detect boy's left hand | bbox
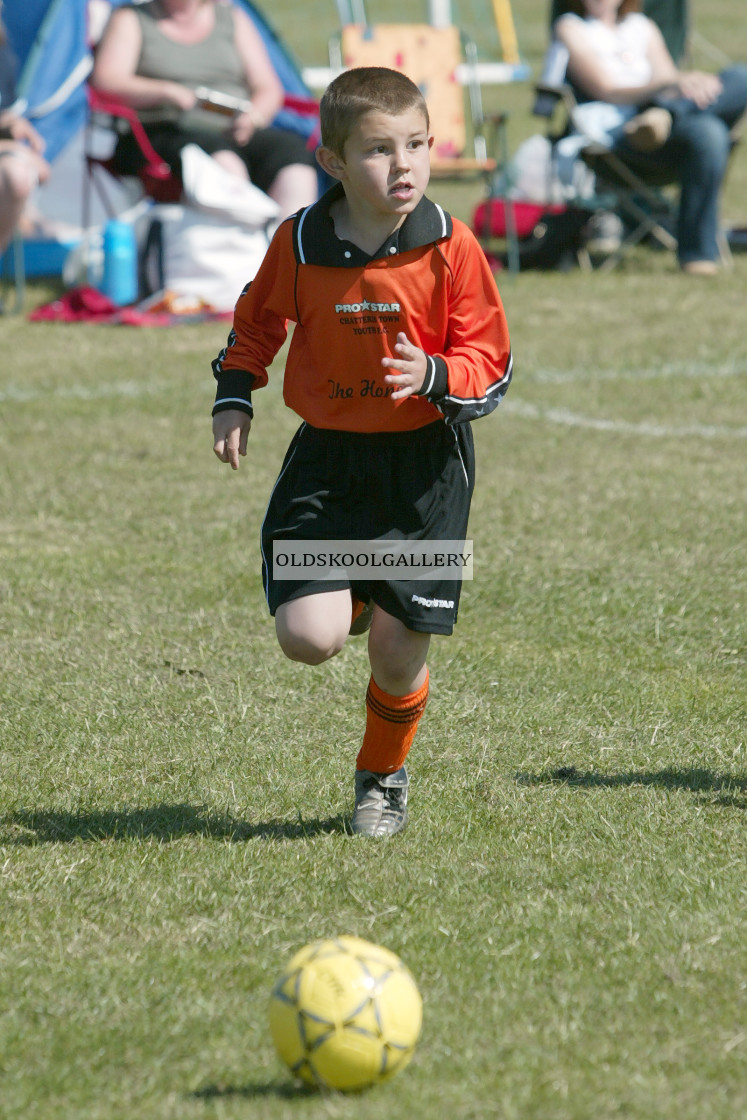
[213,408,252,470]
[382,332,427,400]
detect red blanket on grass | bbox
[28,287,234,326]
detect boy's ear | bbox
[316,145,346,181]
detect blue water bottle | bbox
[101,219,138,306]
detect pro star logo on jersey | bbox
[335,301,401,313]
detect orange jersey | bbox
[213,186,512,431]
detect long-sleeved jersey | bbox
[212,183,512,431]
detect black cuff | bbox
[417,354,449,402]
[212,369,255,417]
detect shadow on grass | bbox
[190,1080,316,1101]
[517,766,746,808]
[0,804,349,844]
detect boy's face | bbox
[325,107,433,220]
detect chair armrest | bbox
[282,93,319,117]
[87,87,173,181]
[484,111,510,125]
[532,82,576,119]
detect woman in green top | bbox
[92,0,318,219]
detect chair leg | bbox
[489,112,521,274]
[0,229,25,315]
[82,158,121,234]
[717,227,734,269]
[503,195,521,274]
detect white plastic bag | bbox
[144,203,272,311]
[499,134,565,203]
[180,142,279,228]
[495,134,596,205]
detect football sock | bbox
[356,670,429,774]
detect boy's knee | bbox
[275,591,352,664]
[275,622,347,665]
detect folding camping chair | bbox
[528,60,680,270]
[329,9,510,185]
[82,89,322,227]
[82,88,183,229]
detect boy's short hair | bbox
[320,67,430,156]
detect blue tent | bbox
[3,0,91,163]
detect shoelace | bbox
[361,779,402,805]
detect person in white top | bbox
[555,0,747,275]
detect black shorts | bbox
[113,123,316,195]
[261,421,476,635]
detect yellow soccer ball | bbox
[269,935,422,1092]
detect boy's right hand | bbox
[212,409,252,470]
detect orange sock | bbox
[350,594,366,626]
[356,670,429,774]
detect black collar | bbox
[291,182,453,267]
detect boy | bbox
[211,67,512,838]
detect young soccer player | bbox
[211,67,512,837]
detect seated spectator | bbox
[91,0,318,220]
[0,16,50,253]
[555,0,747,275]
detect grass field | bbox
[1,1,746,1118]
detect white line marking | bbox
[507,399,747,440]
[3,357,745,442]
[528,358,747,386]
[0,379,177,405]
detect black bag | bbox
[501,207,591,271]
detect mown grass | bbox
[1,1,746,1117]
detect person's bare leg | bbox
[367,608,429,696]
[0,152,39,252]
[267,163,318,219]
[211,149,250,179]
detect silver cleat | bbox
[351,766,409,838]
